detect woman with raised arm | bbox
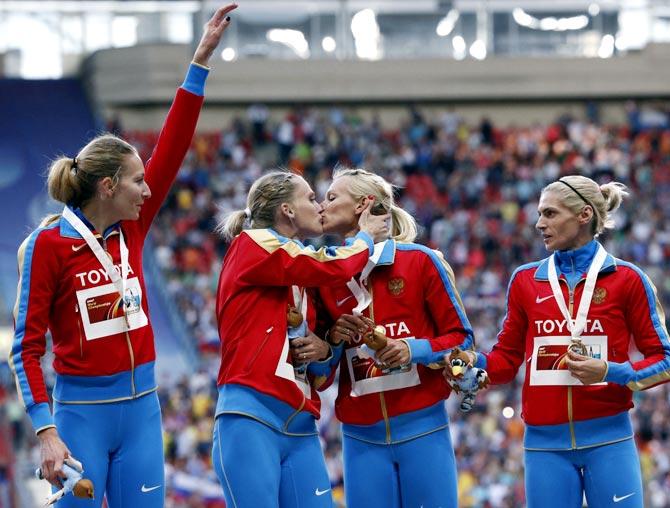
[9,5,238,507]
[463,175,670,508]
[213,170,389,508]
[315,168,474,508]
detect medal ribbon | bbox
[62,207,129,321]
[346,240,388,315]
[546,244,607,341]
[291,285,308,323]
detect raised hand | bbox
[192,3,239,66]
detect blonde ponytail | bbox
[218,210,248,241]
[390,205,418,242]
[46,157,80,204]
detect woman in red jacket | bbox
[465,175,670,508]
[213,170,389,508]
[9,5,238,507]
[317,168,474,508]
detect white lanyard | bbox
[346,241,388,315]
[547,244,607,340]
[291,285,308,323]
[62,207,129,317]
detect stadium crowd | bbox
[3,102,670,507]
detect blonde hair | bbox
[542,175,628,236]
[40,134,138,227]
[333,168,417,242]
[218,170,299,241]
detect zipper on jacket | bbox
[283,395,306,433]
[244,326,274,372]
[367,279,391,442]
[75,304,84,358]
[379,392,391,443]
[102,238,136,396]
[125,331,136,396]
[564,276,586,449]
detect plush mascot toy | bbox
[446,347,489,412]
[36,457,94,506]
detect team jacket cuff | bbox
[308,350,334,376]
[605,361,634,385]
[353,231,374,255]
[406,339,434,364]
[328,342,345,367]
[474,352,488,370]
[28,403,55,434]
[181,63,210,96]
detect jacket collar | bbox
[59,205,120,239]
[342,236,397,266]
[534,240,617,281]
[375,239,396,266]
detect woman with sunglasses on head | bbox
[462,175,670,508]
[316,168,474,508]
[9,5,238,507]
[213,170,389,508]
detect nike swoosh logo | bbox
[315,488,331,496]
[336,295,353,307]
[71,243,87,252]
[613,493,635,502]
[141,485,161,493]
[536,294,554,304]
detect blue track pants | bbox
[342,427,458,508]
[525,438,643,508]
[212,413,333,508]
[53,392,164,507]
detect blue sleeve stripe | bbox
[180,63,209,96]
[10,227,51,410]
[616,261,670,383]
[397,244,471,333]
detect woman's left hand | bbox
[291,332,330,364]
[565,350,608,385]
[192,4,238,66]
[376,340,410,368]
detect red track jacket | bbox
[10,84,204,433]
[318,240,473,429]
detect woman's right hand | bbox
[358,199,390,243]
[37,427,71,488]
[192,4,239,67]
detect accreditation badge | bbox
[345,337,420,397]
[529,335,608,386]
[76,277,148,340]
